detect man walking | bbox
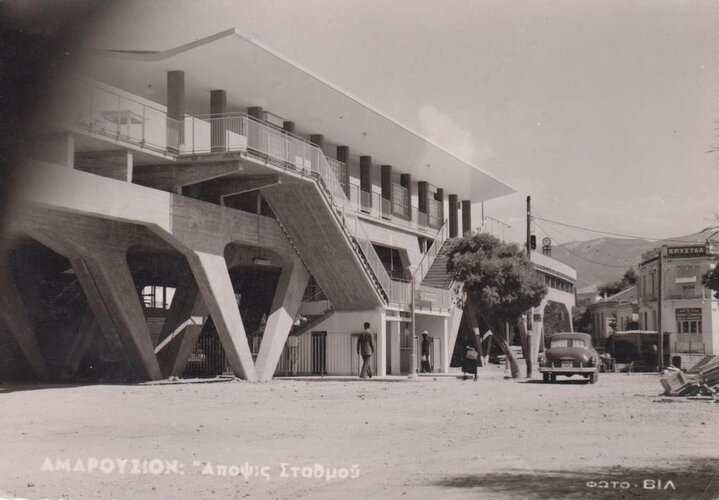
[358,322,375,379]
[420,331,432,373]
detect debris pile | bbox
[660,361,719,398]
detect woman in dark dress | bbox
[462,345,478,381]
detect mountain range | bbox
[547,231,712,289]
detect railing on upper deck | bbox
[60,80,173,155]
[61,80,453,309]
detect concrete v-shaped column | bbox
[187,251,258,382]
[254,255,310,381]
[62,310,98,380]
[23,225,161,380]
[0,252,49,380]
[80,252,162,380]
[155,273,208,377]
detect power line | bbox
[533,218,636,267]
[534,220,637,269]
[533,214,700,244]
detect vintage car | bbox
[539,332,600,383]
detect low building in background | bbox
[586,286,638,347]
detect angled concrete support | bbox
[155,274,208,377]
[254,257,310,381]
[63,310,99,380]
[187,251,258,382]
[80,252,162,380]
[0,256,49,380]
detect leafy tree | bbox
[622,268,637,286]
[598,268,637,297]
[446,233,547,378]
[702,266,719,299]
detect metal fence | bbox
[274,332,378,376]
[62,80,171,155]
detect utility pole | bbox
[526,196,532,260]
[657,247,664,372]
[409,276,418,379]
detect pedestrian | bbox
[462,344,478,381]
[357,322,375,379]
[420,331,432,373]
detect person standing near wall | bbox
[358,322,375,379]
[420,331,432,373]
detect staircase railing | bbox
[176,112,392,302]
[412,218,450,284]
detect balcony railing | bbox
[387,277,452,312]
[59,79,172,155]
[61,80,455,309]
[413,219,450,285]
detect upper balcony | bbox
[74,27,514,203]
[52,77,455,311]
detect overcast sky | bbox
[83,0,718,243]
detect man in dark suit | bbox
[357,322,375,378]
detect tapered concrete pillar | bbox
[155,274,208,377]
[448,194,459,237]
[248,107,264,121]
[254,257,310,381]
[62,310,98,380]
[337,146,350,197]
[400,174,412,220]
[462,200,472,235]
[282,121,295,134]
[418,181,429,214]
[442,317,449,373]
[210,89,227,152]
[310,135,323,148]
[81,252,163,380]
[381,165,392,214]
[187,251,258,382]
[377,310,387,377]
[0,256,49,380]
[436,188,445,223]
[167,71,185,148]
[360,156,372,207]
[22,227,129,363]
[389,321,401,375]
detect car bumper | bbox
[539,366,597,374]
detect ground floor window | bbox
[677,320,702,335]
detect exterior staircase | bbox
[420,241,454,289]
[687,355,718,374]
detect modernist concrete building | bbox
[0,28,523,382]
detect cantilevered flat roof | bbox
[77,28,514,202]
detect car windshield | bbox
[550,338,587,348]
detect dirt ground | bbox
[1,366,718,500]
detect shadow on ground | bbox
[521,379,592,385]
[433,457,719,499]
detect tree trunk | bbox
[516,317,534,378]
[491,328,520,378]
[465,306,485,367]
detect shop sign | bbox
[667,246,708,258]
[675,307,702,321]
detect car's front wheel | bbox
[589,372,598,384]
[543,372,550,383]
